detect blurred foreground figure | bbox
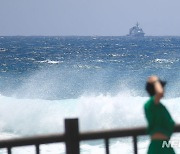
[144,75,175,154]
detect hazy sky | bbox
[0,0,180,36]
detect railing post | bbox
[35,144,40,154]
[65,119,80,154]
[133,136,138,154]
[105,138,110,154]
[7,147,12,154]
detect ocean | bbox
[0,36,180,153]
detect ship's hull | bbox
[127,33,145,37]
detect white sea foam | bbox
[0,93,180,134]
[38,60,61,64]
[154,58,179,64]
[0,48,7,52]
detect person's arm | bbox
[153,80,164,104]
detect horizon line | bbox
[1,35,180,37]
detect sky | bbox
[0,0,180,36]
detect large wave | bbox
[0,92,179,136]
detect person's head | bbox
[145,76,166,96]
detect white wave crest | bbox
[0,92,179,135]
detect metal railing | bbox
[0,119,180,154]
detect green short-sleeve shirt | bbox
[144,96,175,137]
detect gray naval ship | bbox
[127,23,145,37]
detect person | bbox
[144,75,175,154]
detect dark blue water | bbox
[0,36,180,99]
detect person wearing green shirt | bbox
[144,75,175,154]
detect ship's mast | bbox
[136,22,139,27]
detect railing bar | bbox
[7,147,12,154]
[133,136,138,154]
[36,144,40,154]
[105,138,110,154]
[0,134,65,148]
[1,124,180,154]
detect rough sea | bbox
[0,36,180,153]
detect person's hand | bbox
[148,75,159,84]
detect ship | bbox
[127,23,145,37]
